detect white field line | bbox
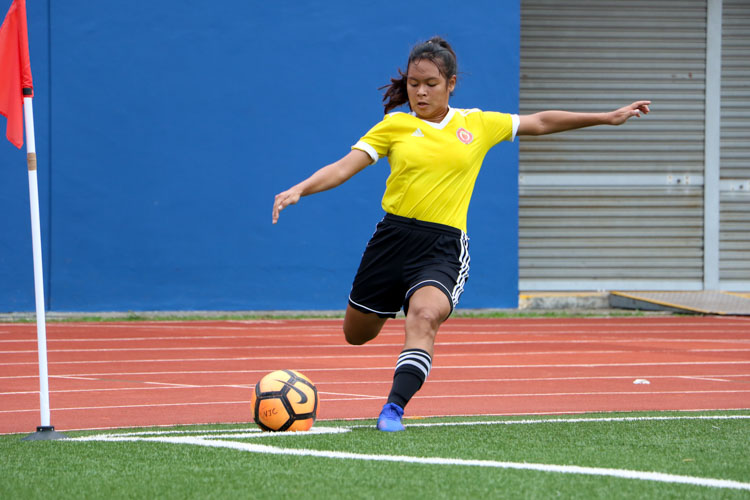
[394,414,750,427]
[66,416,750,492]
[170,438,749,492]
[12,407,749,433]
[75,414,750,435]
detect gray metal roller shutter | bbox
[720,0,750,290]
[519,0,707,291]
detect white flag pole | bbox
[21,90,65,440]
[23,94,49,424]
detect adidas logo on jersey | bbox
[412,128,424,137]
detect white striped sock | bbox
[396,349,432,380]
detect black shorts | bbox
[348,213,470,318]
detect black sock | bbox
[387,349,432,409]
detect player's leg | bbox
[342,304,388,345]
[402,285,451,357]
[390,285,450,403]
[378,285,451,432]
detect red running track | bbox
[1,316,749,434]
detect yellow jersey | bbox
[352,107,518,232]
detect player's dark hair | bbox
[381,36,458,114]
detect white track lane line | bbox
[3,389,750,414]
[2,337,750,352]
[3,372,747,383]
[3,361,750,381]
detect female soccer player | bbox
[272,36,650,431]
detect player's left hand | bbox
[610,101,651,125]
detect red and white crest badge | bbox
[456,128,473,144]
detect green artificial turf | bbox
[2,411,748,499]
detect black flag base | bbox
[22,426,68,441]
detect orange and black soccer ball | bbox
[251,370,319,432]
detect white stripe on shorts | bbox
[451,232,470,306]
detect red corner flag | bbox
[0,0,33,149]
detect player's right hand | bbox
[272,189,301,224]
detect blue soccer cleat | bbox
[377,402,405,432]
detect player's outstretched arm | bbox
[517,100,651,136]
[272,149,372,224]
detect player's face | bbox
[406,59,456,123]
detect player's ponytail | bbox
[381,70,408,114]
[381,36,458,114]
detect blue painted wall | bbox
[0,0,520,312]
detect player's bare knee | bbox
[408,306,444,330]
